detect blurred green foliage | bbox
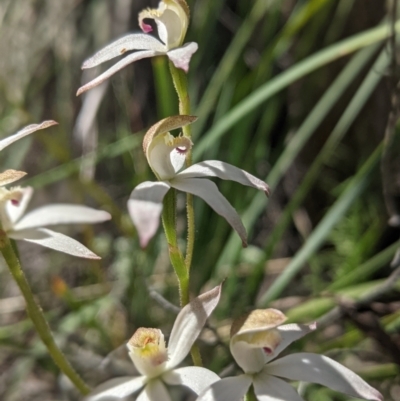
[0,0,399,400]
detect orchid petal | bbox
[84,376,146,401]
[9,228,101,259]
[167,42,198,73]
[81,34,166,69]
[196,375,252,401]
[267,353,383,401]
[127,181,170,248]
[264,322,316,363]
[0,170,26,186]
[170,177,248,246]
[253,369,305,401]
[77,50,158,96]
[177,160,269,195]
[163,366,220,394]
[166,285,221,369]
[13,204,111,231]
[137,380,171,401]
[0,121,57,151]
[4,187,34,227]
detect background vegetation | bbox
[0,0,399,400]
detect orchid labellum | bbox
[127,115,270,248]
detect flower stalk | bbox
[161,189,189,306]
[0,227,90,395]
[168,61,196,281]
[168,61,200,367]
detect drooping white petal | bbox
[4,187,34,228]
[167,42,198,73]
[77,50,159,96]
[170,177,248,246]
[177,160,269,195]
[166,285,222,369]
[0,120,57,151]
[137,380,171,401]
[81,34,166,69]
[9,228,101,259]
[0,170,27,186]
[253,369,305,401]
[267,353,383,401]
[84,376,146,401]
[127,181,171,248]
[163,366,220,395]
[13,204,111,231]
[19,204,111,228]
[264,322,316,363]
[196,375,252,401]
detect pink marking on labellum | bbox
[263,347,273,355]
[176,146,188,154]
[140,22,153,33]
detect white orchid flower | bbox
[197,309,383,401]
[0,121,57,206]
[127,115,270,248]
[0,187,111,259]
[77,0,197,96]
[85,285,222,401]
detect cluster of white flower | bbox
[0,1,384,400]
[0,121,110,258]
[75,1,382,400]
[84,288,381,401]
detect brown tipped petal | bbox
[82,34,166,69]
[178,160,269,195]
[13,204,111,231]
[0,121,57,151]
[0,170,27,186]
[77,50,158,96]
[167,42,198,73]
[166,284,222,369]
[268,353,383,401]
[9,228,101,259]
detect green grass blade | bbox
[257,143,383,306]
[194,21,395,160]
